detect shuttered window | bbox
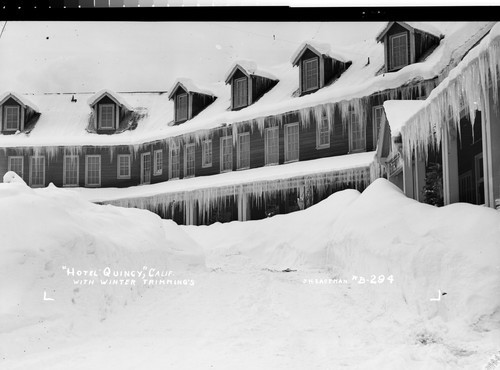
[265,126,279,165]
[85,155,101,187]
[317,116,330,148]
[233,77,248,109]
[4,106,20,130]
[220,136,233,172]
[237,133,250,169]
[117,154,131,179]
[185,144,195,177]
[8,156,23,178]
[30,156,45,187]
[389,33,409,70]
[202,139,212,168]
[349,112,366,152]
[176,93,188,122]
[170,144,180,179]
[285,123,299,162]
[302,58,319,92]
[63,155,79,186]
[99,104,115,129]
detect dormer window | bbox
[4,106,20,131]
[168,79,216,124]
[303,58,319,92]
[291,42,351,96]
[224,61,278,111]
[233,77,248,109]
[99,104,115,129]
[376,22,442,73]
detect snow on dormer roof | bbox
[376,21,443,43]
[0,91,40,113]
[383,100,426,137]
[87,89,133,111]
[291,41,352,66]
[168,78,215,100]
[224,60,277,84]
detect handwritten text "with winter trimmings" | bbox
[61,266,195,287]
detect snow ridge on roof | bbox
[224,60,278,83]
[375,21,443,42]
[291,41,351,65]
[0,91,40,113]
[87,89,133,111]
[168,78,215,99]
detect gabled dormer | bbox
[168,79,216,125]
[87,90,132,134]
[291,41,351,96]
[224,61,278,111]
[376,22,443,73]
[0,92,39,134]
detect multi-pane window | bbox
[389,33,409,70]
[99,104,115,129]
[85,155,101,187]
[349,112,366,152]
[63,155,79,186]
[117,154,131,179]
[141,153,151,184]
[302,58,319,92]
[265,126,279,165]
[233,77,248,109]
[220,136,233,172]
[185,144,195,177]
[153,150,163,176]
[316,116,330,148]
[202,139,212,168]
[170,144,180,179]
[4,106,20,131]
[237,133,250,169]
[30,156,45,187]
[8,156,23,178]
[176,93,188,122]
[285,123,299,162]
[372,105,385,147]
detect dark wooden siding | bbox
[251,76,277,104]
[192,93,216,119]
[415,31,440,62]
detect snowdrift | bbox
[0,176,204,355]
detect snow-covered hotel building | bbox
[1,22,498,224]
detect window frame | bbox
[117,154,131,180]
[220,135,233,173]
[389,32,409,71]
[8,156,24,178]
[4,105,20,131]
[85,155,101,187]
[201,139,212,168]
[237,132,250,170]
[316,115,330,149]
[233,77,248,109]
[284,122,300,163]
[372,105,385,148]
[302,57,319,92]
[29,156,45,188]
[153,150,163,176]
[349,112,366,153]
[63,155,80,187]
[175,93,188,122]
[265,126,279,166]
[98,104,115,130]
[140,152,152,185]
[184,143,196,178]
[169,143,180,180]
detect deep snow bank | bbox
[0,177,204,340]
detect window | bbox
[372,105,385,147]
[85,155,101,187]
[202,139,212,168]
[349,112,366,152]
[176,93,188,122]
[265,126,279,165]
[8,156,23,178]
[220,136,233,172]
[141,153,151,184]
[30,156,45,187]
[316,116,330,149]
[4,106,20,131]
[233,77,248,109]
[285,123,299,162]
[117,154,131,179]
[63,155,79,186]
[185,144,195,178]
[153,150,163,176]
[389,33,409,70]
[99,104,115,129]
[302,58,319,92]
[169,144,180,179]
[237,133,250,169]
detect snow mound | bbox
[0,182,205,342]
[3,171,26,185]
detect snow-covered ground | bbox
[1,177,499,369]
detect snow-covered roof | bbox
[224,60,278,84]
[0,22,493,149]
[87,89,133,111]
[383,100,426,137]
[291,41,351,66]
[167,78,215,100]
[74,151,376,203]
[376,21,443,43]
[0,92,40,113]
